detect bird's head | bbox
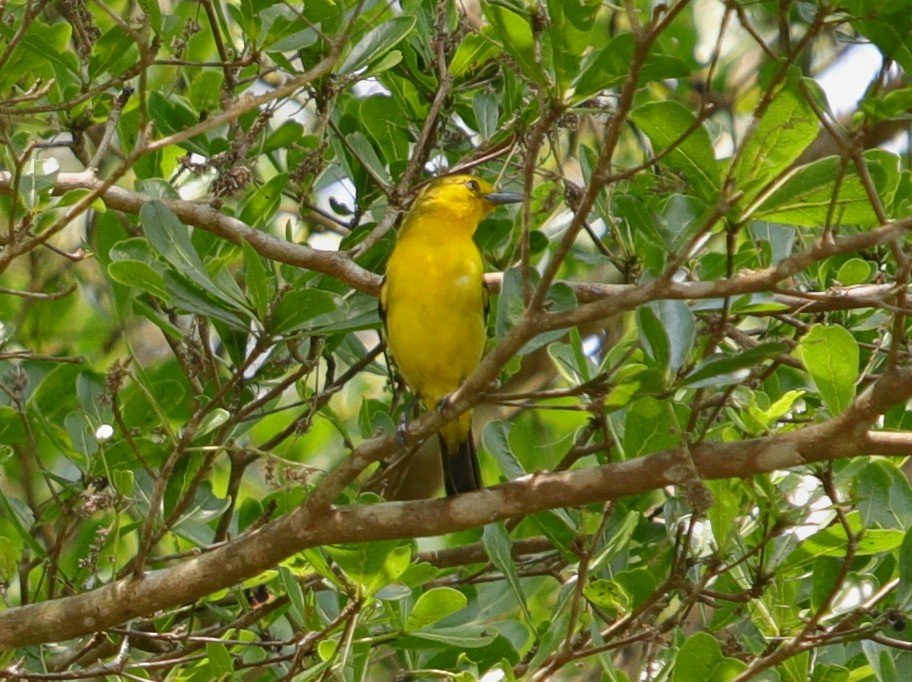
[408,175,523,228]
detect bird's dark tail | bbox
[439,428,482,496]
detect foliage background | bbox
[3,0,912,679]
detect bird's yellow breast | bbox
[382,226,486,405]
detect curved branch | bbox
[4,172,910,314]
[540,215,912,332]
[2,367,911,650]
[0,170,381,295]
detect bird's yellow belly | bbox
[384,241,486,405]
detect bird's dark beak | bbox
[483,190,524,205]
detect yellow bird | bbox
[380,175,522,495]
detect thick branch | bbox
[2,368,912,649]
[5,173,911,315]
[0,171,380,295]
[539,215,912,332]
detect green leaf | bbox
[339,16,416,74]
[785,512,904,568]
[357,96,411,163]
[345,130,393,184]
[734,69,821,203]
[164,272,248,330]
[112,469,134,497]
[363,49,402,77]
[28,364,82,422]
[674,635,723,681]
[842,0,912,13]
[683,342,788,388]
[811,556,842,613]
[0,490,44,555]
[238,172,289,228]
[0,407,28,445]
[853,9,912,74]
[636,305,670,374]
[750,222,797,265]
[745,389,805,432]
[705,479,744,552]
[140,201,250,312]
[835,258,875,286]
[242,240,274,318]
[897,528,912,608]
[21,23,80,92]
[856,460,912,530]
[109,237,158,263]
[164,270,247,331]
[197,408,229,437]
[582,579,630,617]
[651,299,694,373]
[495,267,526,342]
[729,293,790,314]
[261,120,306,154]
[57,188,100,210]
[398,624,498,648]
[630,101,720,201]
[483,4,542,85]
[614,568,658,609]
[119,378,185,428]
[655,194,716,253]
[482,420,526,481]
[747,155,881,227]
[325,540,412,597]
[673,631,746,681]
[272,289,338,334]
[811,664,852,682]
[358,397,395,440]
[65,412,96,457]
[108,260,168,300]
[18,159,59,211]
[147,92,205,150]
[279,565,308,622]
[131,298,185,341]
[0,534,20,583]
[472,91,499,140]
[623,397,678,458]
[263,17,318,53]
[637,299,694,375]
[548,336,594,386]
[450,31,499,77]
[797,324,859,415]
[482,523,533,626]
[862,639,899,682]
[574,32,690,100]
[135,178,181,199]
[90,25,140,79]
[529,509,579,557]
[518,282,577,355]
[527,606,572,670]
[604,361,648,410]
[206,642,234,677]
[547,0,598,90]
[404,587,467,632]
[860,84,912,123]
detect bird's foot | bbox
[393,393,420,447]
[395,411,410,447]
[435,393,454,414]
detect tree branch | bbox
[5,170,910,315]
[0,170,380,294]
[2,366,911,649]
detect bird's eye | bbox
[465,179,480,193]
